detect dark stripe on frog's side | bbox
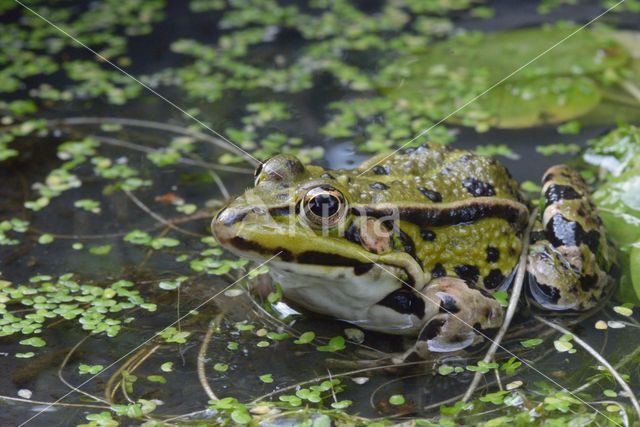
[228,236,385,278]
[296,251,416,285]
[354,263,375,275]
[297,251,364,267]
[229,236,295,262]
[351,198,528,229]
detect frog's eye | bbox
[301,186,347,229]
[255,154,304,185]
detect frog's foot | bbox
[412,277,503,359]
[526,165,617,312]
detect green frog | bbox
[212,144,616,356]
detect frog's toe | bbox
[526,245,576,310]
[527,242,616,311]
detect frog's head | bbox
[212,154,428,332]
[212,154,354,254]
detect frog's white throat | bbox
[267,260,434,335]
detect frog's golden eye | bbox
[301,186,347,229]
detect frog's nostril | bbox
[216,208,247,226]
[212,208,246,244]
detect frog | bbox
[211,143,616,357]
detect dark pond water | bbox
[1,0,640,425]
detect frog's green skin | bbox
[212,144,616,355]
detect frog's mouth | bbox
[212,205,426,289]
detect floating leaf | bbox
[258,374,273,383]
[316,336,346,352]
[331,400,352,409]
[15,352,35,358]
[79,364,104,375]
[146,375,166,384]
[389,394,405,405]
[230,408,252,424]
[520,338,544,348]
[294,331,315,345]
[213,363,229,372]
[553,340,574,353]
[89,245,112,255]
[19,337,46,347]
[613,305,633,316]
[438,365,454,376]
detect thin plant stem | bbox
[123,189,206,238]
[0,394,109,409]
[51,116,258,167]
[105,345,153,403]
[462,210,537,402]
[92,135,249,174]
[250,360,432,404]
[58,335,110,405]
[198,316,224,401]
[573,345,640,394]
[121,345,161,404]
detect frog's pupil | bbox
[309,193,339,217]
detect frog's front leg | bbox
[526,165,616,312]
[411,277,504,359]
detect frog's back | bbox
[350,144,524,205]
[345,144,529,293]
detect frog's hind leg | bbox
[526,165,616,312]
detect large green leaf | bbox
[382,24,631,130]
[406,25,629,81]
[585,125,640,303]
